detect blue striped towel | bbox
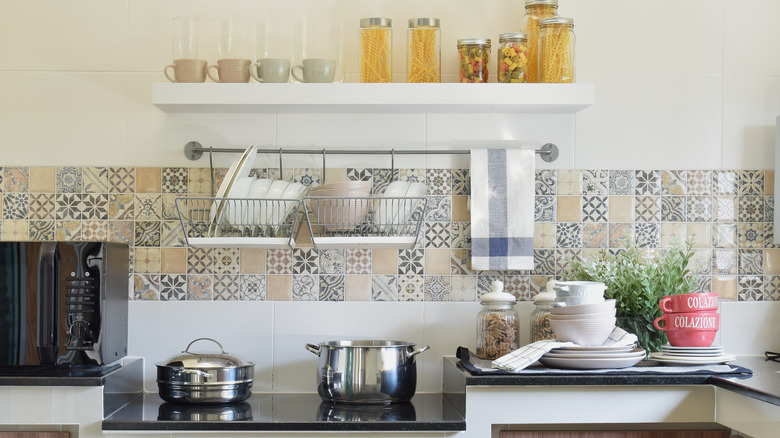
[470,149,535,271]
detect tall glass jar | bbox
[359,17,392,83]
[407,18,440,83]
[531,281,558,342]
[519,0,558,83]
[539,17,575,83]
[497,32,528,83]
[457,38,491,83]
[476,281,519,360]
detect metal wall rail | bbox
[182,140,559,195]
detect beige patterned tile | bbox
[534,223,556,248]
[240,248,266,274]
[713,275,737,300]
[557,170,581,195]
[345,275,372,301]
[188,168,213,195]
[83,167,109,193]
[687,223,711,248]
[424,249,449,275]
[82,220,108,241]
[162,248,187,273]
[372,249,397,274]
[29,167,55,193]
[134,248,161,273]
[3,219,28,240]
[609,196,633,222]
[451,196,469,221]
[267,275,291,301]
[136,167,161,193]
[55,220,81,241]
[2,167,29,192]
[661,223,687,247]
[109,167,135,193]
[556,196,581,222]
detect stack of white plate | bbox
[649,344,736,365]
[549,299,617,346]
[538,345,646,370]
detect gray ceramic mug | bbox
[291,58,336,83]
[250,58,290,83]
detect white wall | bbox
[2,0,778,170]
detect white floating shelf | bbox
[152,82,594,113]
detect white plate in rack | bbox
[209,145,257,229]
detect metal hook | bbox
[321,148,326,184]
[278,148,283,180]
[209,147,215,197]
[390,149,395,181]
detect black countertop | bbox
[443,355,780,407]
[102,392,466,432]
[0,361,126,386]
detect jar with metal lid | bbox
[360,17,392,83]
[531,280,559,342]
[457,38,491,83]
[519,0,559,83]
[407,18,440,83]
[497,32,528,83]
[539,17,575,83]
[476,280,519,360]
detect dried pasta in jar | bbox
[457,38,491,83]
[360,18,392,83]
[519,0,558,83]
[407,18,440,83]
[497,32,528,83]
[539,17,575,83]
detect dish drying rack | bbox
[175,141,560,249]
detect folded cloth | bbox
[470,149,534,271]
[491,327,639,372]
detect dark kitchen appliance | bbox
[0,241,129,366]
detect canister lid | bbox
[361,17,392,27]
[540,17,575,27]
[457,38,491,47]
[408,18,440,28]
[499,32,527,43]
[526,0,559,6]
[480,280,517,304]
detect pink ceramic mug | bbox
[658,292,718,313]
[653,311,719,331]
[665,329,718,347]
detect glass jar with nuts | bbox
[476,280,519,360]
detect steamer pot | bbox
[156,338,255,404]
[305,340,429,404]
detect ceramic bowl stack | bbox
[308,181,372,231]
[376,181,427,233]
[549,298,617,347]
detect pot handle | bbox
[408,345,430,358]
[184,337,225,354]
[306,343,321,355]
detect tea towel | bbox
[491,327,639,372]
[470,148,534,270]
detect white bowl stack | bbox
[549,281,616,347]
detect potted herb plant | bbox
[564,237,697,353]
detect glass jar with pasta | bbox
[539,16,575,83]
[497,32,528,83]
[457,38,491,83]
[476,280,519,360]
[519,0,558,83]
[359,17,392,83]
[407,18,440,83]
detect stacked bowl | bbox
[550,281,616,346]
[308,181,372,231]
[652,292,719,347]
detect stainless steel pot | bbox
[156,338,255,404]
[305,340,430,404]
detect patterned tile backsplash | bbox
[1,166,778,302]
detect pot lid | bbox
[158,338,253,369]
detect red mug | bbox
[658,292,718,313]
[653,311,719,331]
